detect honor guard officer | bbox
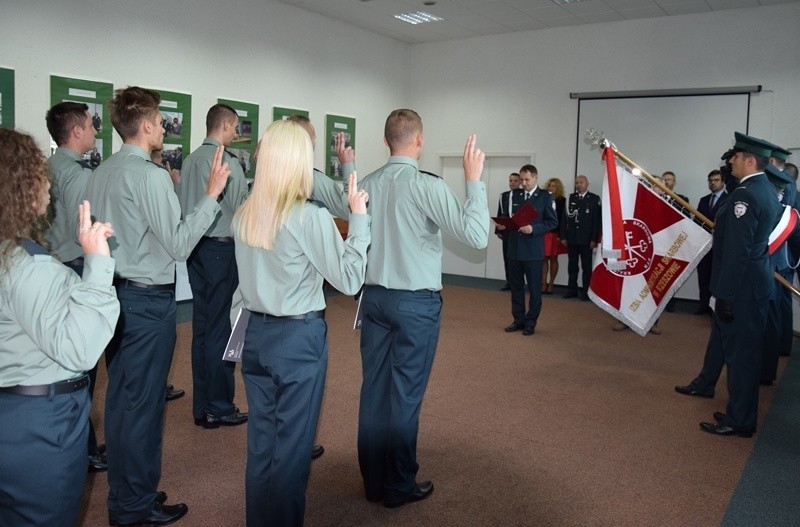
[86,86,231,526]
[561,174,601,301]
[497,172,521,291]
[179,104,249,430]
[232,120,369,527]
[695,132,782,437]
[314,110,489,508]
[0,129,119,527]
[44,101,110,472]
[504,165,558,335]
[760,161,795,385]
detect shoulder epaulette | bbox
[420,170,441,179]
[20,239,49,256]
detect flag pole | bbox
[584,128,800,300]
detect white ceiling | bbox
[277,0,799,44]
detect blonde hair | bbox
[545,177,565,199]
[234,120,313,250]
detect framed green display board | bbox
[0,68,14,129]
[220,98,259,179]
[153,89,191,171]
[50,75,113,161]
[325,114,355,180]
[273,106,308,123]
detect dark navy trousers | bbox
[187,237,238,419]
[0,386,90,527]
[357,286,442,503]
[567,244,593,293]
[242,314,327,527]
[509,259,543,328]
[105,285,176,524]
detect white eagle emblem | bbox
[733,201,748,218]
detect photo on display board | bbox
[161,111,184,138]
[232,120,252,145]
[84,139,103,168]
[161,143,184,170]
[227,147,251,175]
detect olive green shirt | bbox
[317,156,489,291]
[231,203,370,318]
[177,138,249,236]
[45,147,91,262]
[0,244,119,386]
[85,144,220,284]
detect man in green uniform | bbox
[313,110,489,508]
[179,104,249,430]
[86,86,231,526]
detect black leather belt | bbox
[0,374,89,396]
[204,236,234,243]
[115,279,174,291]
[250,309,325,321]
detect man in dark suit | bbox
[694,169,727,315]
[561,174,601,301]
[676,132,782,438]
[504,165,558,336]
[496,172,521,291]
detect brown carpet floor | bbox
[77,286,782,526]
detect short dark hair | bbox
[45,102,89,146]
[384,109,422,151]
[742,153,768,172]
[707,169,722,179]
[206,104,238,133]
[509,172,520,178]
[109,86,161,141]
[520,164,537,175]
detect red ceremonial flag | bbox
[588,148,712,336]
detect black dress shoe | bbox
[674,385,713,398]
[109,502,188,526]
[563,291,578,299]
[194,410,248,429]
[522,326,535,336]
[713,412,726,423]
[311,444,324,460]
[165,385,185,402]
[694,307,712,315]
[504,322,524,332]
[500,283,511,291]
[383,481,434,508]
[89,451,108,473]
[699,421,754,438]
[580,293,590,301]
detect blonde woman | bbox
[231,120,369,526]
[542,177,566,294]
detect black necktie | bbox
[524,191,530,201]
[709,194,717,209]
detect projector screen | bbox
[575,93,750,207]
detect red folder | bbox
[492,202,538,231]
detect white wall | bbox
[0,0,411,172]
[409,3,799,181]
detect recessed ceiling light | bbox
[423,1,437,5]
[395,11,444,25]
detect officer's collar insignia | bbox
[733,201,748,218]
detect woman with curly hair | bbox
[542,177,566,294]
[0,129,119,527]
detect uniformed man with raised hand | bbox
[313,109,489,508]
[179,104,249,430]
[86,86,231,526]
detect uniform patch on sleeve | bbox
[733,201,748,218]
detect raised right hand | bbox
[347,172,368,215]
[463,134,484,182]
[205,146,232,198]
[78,200,114,257]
